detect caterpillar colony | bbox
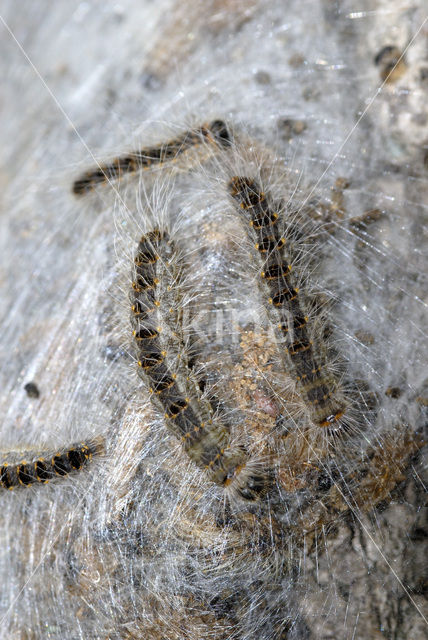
[1,120,424,639]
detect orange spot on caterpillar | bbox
[319,411,345,428]
[133,327,159,341]
[165,399,189,419]
[255,236,286,253]
[269,287,299,306]
[287,340,313,356]
[261,262,292,279]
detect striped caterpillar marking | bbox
[72,119,231,196]
[228,176,348,432]
[0,438,103,490]
[131,229,266,500]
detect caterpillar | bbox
[130,227,267,501]
[228,176,350,435]
[72,119,232,196]
[0,438,104,490]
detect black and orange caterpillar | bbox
[130,228,267,501]
[228,176,349,434]
[0,438,103,490]
[72,119,231,195]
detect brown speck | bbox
[355,330,375,346]
[374,45,407,83]
[350,208,383,229]
[385,386,402,399]
[254,70,271,85]
[416,396,428,407]
[24,382,40,399]
[302,86,320,101]
[330,177,350,219]
[288,53,305,68]
[278,118,307,140]
[334,177,350,191]
[420,67,428,83]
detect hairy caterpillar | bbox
[228,176,349,433]
[130,227,267,500]
[0,438,104,489]
[72,119,231,195]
